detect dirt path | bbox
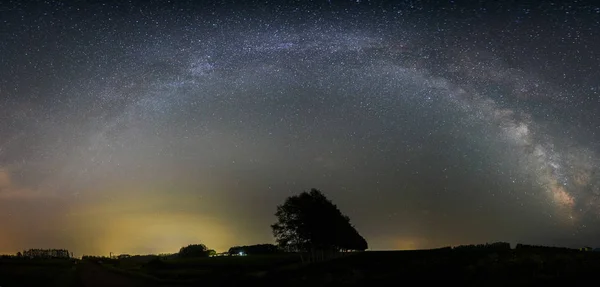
[77,261,157,287]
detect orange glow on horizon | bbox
[66,185,239,256]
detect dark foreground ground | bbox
[1,248,600,286]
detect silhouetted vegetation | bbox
[3,192,599,286]
[14,245,589,286]
[3,234,600,287]
[228,244,280,255]
[272,189,368,259]
[453,242,512,252]
[515,243,579,252]
[178,243,213,258]
[18,249,71,259]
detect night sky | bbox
[1,0,599,256]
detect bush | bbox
[179,244,211,258]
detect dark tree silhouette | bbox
[178,244,210,258]
[271,188,367,257]
[21,249,70,259]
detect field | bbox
[2,248,600,286]
[266,248,600,286]
[0,258,80,286]
[96,253,304,285]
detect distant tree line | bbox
[515,244,579,252]
[228,244,279,255]
[18,249,71,259]
[447,243,586,254]
[453,242,511,252]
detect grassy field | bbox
[101,253,304,284]
[94,248,600,286]
[264,249,600,286]
[0,258,80,287]
[2,248,600,286]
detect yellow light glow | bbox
[67,184,237,256]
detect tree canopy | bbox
[178,244,212,258]
[271,188,367,252]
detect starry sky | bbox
[1,0,599,256]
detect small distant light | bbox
[239,251,244,256]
